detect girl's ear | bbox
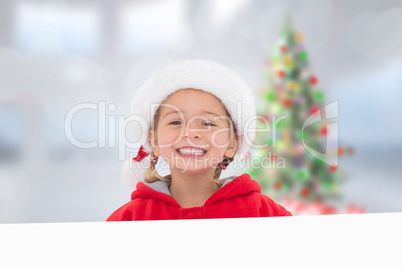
[224,137,238,159]
[148,129,161,156]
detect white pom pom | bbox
[121,158,150,191]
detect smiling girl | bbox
[107,59,292,221]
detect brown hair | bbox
[144,89,238,187]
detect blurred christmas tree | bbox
[245,13,362,214]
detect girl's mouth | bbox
[176,148,207,158]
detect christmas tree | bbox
[245,14,361,214]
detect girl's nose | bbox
[184,128,199,139]
[184,120,202,139]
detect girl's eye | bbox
[169,121,216,126]
[203,122,216,127]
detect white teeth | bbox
[178,148,206,155]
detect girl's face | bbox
[149,89,237,174]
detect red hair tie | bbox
[219,162,227,170]
[132,145,150,162]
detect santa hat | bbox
[121,59,256,191]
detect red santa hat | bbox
[121,59,256,190]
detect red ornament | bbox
[310,106,319,114]
[261,115,270,123]
[319,204,337,215]
[278,70,285,78]
[283,99,292,107]
[320,126,327,135]
[310,76,318,85]
[274,181,282,190]
[280,45,288,54]
[346,204,366,214]
[329,165,337,172]
[271,154,278,161]
[301,187,309,197]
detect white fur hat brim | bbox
[122,59,256,191]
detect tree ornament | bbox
[320,126,327,136]
[298,169,307,179]
[261,114,270,123]
[266,138,273,147]
[294,143,304,154]
[274,181,282,190]
[288,81,297,90]
[294,44,303,53]
[277,87,286,99]
[278,70,285,78]
[284,56,292,65]
[266,92,276,101]
[280,45,288,54]
[338,147,344,156]
[319,203,337,215]
[275,120,283,130]
[346,204,366,214]
[329,165,337,172]
[299,51,308,60]
[296,96,304,104]
[310,76,318,85]
[296,33,304,42]
[298,130,306,140]
[293,156,303,167]
[250,169,259,177]
[310,106,319,114]
[283,99,292,107]
[315,91,323,101]
[301,187,309,197]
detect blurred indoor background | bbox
[1,0,401,223]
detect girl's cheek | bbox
[211,130,231,147]
[158,128,181,147]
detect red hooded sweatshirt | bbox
[107,173,292,221]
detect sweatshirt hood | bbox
[131,173,261,208]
